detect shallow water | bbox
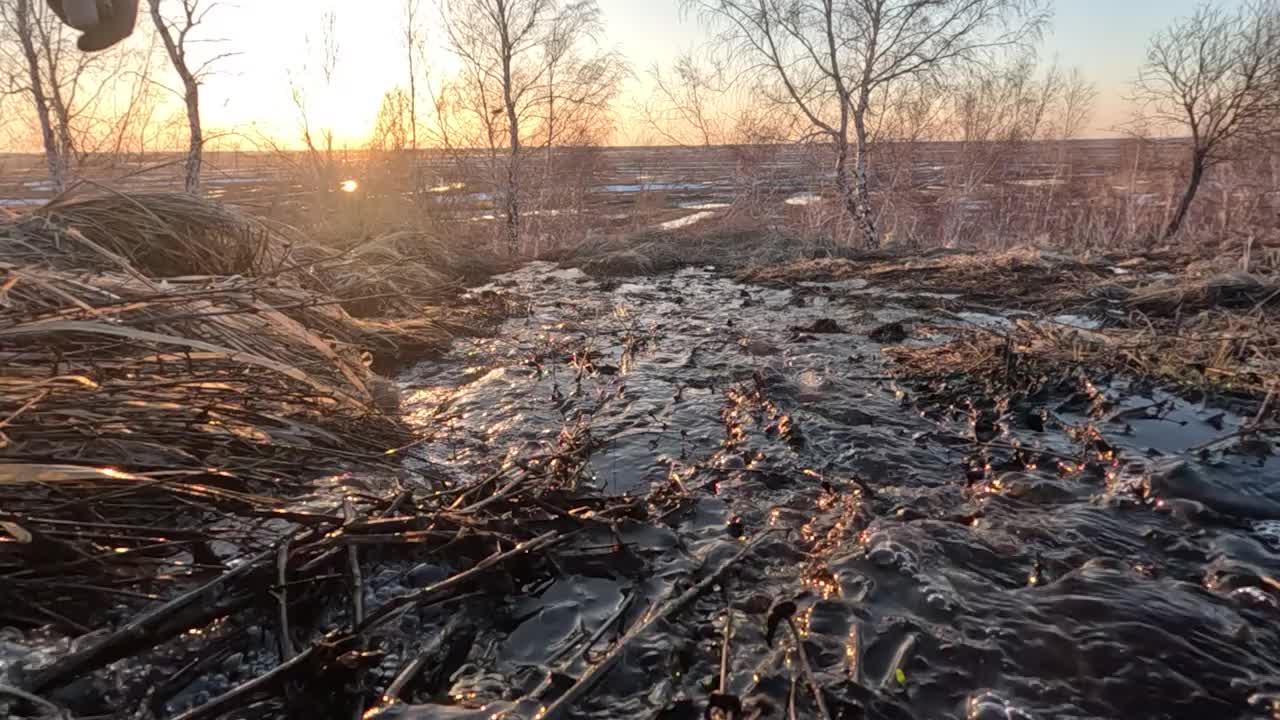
[378,263,1280,719]
[5,261,1276,719]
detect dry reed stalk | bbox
[3,193,288,277]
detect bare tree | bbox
[640,53,732,147]
[2,0,147,188]
[1055,67,1096,142]
[1,0,64,189]
[1135,1,1280,239]
[437,0,625,253]
[686,0,1047,248]
[286,7,342,190]
[537,2,626,170]
[147,0,234,194]
[403,0,425,151]
[370,86,412,153]
[442,0,546,251]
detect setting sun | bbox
[340,180,359,193]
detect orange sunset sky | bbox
[5,0,1247,150]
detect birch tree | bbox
[686,0,1048,248]
[147,0,234,194]
[2,0,144,189]
[438,0,625,253]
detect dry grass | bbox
[290,230,505,318]
[0,193,659,720]
[0,264,411,478]
[0,192,492,490]
[741,247,1105,295]
[4,192,288,277]
[887,311,1279,407]
[1119,272,1280,315]
[874,255,1280,409]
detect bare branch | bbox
[1133,0,1280,236]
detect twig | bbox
[342,499,365,627]
[705,601,740,720]
[1254,385,1276,425]
[168,639,338,720]
[766,601,831,720]
[275,540,294,663]
[787,678,799,720]
[1190,422,1278,453]
[577,594,635,663]
[719,605,733,695]
[0,684,68,718]
[358,530,563,633]
[381,652,430,705]
[343,498,366,720]
[879,633,917,691]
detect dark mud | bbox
[4,262,1278,720]
[372,263,1280,719]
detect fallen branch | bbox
[359,530,563,633]
[538,532,772,720]
[24,548,276,694]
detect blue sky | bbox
[1049,0,1227,132]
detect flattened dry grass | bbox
[290,230,505,318]
[3,192,287,277]
[1120,273,1280,315]
[736,247,1279,411]
[740,247,1107,307]
[0,264,410,479]
[0,192,496,490]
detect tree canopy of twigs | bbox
[434,0,627,254]
[1,0,155,189]
[640,53,737,147]
[684,0,1049,249]
[1134,0,1280,239]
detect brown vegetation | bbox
[776,249,1280,411]
[0,195,665,720]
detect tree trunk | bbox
[833,133,861,232]
[851,107,879,250]
[501,46,522,255]
[148,0,203,195]
[545,63,555,181]
[13,0,66,192]
[1166,152,1206,239]
[34,14,77,168]
[408,55,417,152]
[182,82,203,193]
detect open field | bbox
[5,139,1276,257]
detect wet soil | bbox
[373,263,1280,719]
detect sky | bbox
[26,0,1246,149]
